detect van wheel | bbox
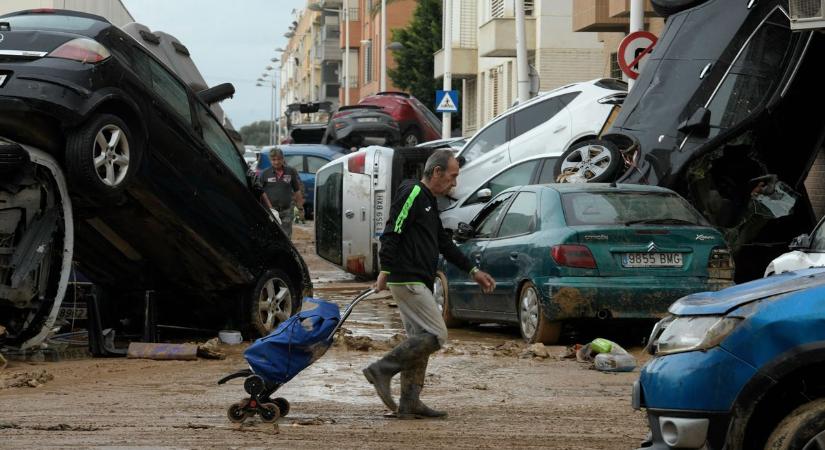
[434,271,463,328]
[765,398,825,450]
[651,0,708,17]
[66,113,139,201]
[402,127,422,147]
[553,139,622,183]
[246,269,298,337]
[518,282,561,344]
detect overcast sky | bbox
[121,0,306,129]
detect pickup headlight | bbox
[650,316,741,356]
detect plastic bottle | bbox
[594,352,637,372]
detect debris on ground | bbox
[0,422,20,429]
[560,344,583,359]
[472,383,489,390]
[29,423,100,431]
[292,417,337,426]
[196,338,226,360]
[336,332,404,352]
[521,343,550,359]
[573,338,637,372]
[492,341,523,357]
[1,369,54,389]
[126,342,198,360]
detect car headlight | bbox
[650,315,741,356]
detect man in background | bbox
[259,147,303,239]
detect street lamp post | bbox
[380,0,387,91]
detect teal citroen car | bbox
[435,184,733,344]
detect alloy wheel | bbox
[92,124,130,187]
[559,144,612,183]
[434,276,446,314]
[519,286,539,339]
[257,277,292,332]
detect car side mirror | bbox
[476,188,492,202]
[789,234,811,250]
[454,222,474,242]
[198,83,235,105]
[678,107,711,136]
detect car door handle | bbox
[491,156,504,164]
[510,252,519,260]
[345,209,354,219]
[553,125,567,134]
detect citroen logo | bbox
[647,241,658,253]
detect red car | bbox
[358,92,442,146]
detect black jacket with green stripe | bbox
[379,180,473,289]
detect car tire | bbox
[651,0,708,17]
[246,269,299,337]
[553,139,623,183]
[402,127,422,147]
[434,271,464,328]
[66,113,139,201]
[765,398,825,450]
[518,281,561,344]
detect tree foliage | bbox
[387,0,442,113]
[239,121,274,146]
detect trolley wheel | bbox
[273,397,290,417]
[259,402,281,422]
[227,403,246,423]
[244,375,266,396]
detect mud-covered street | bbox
[0,224,649,449]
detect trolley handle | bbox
[328,288,375,340]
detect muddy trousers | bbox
[363,284,448,418]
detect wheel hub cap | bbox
[92,124,130,187]
[258,278,292,332]
[520,288,538,338]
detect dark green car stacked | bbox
[436,184,733,343]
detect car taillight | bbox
[551,245,597,269]
[708,247,734,280]
[348,152,366,174]
[48,38,111,64]
[335,122,347,129]
[708,247,732,269]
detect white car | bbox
[453,78,625,199]
[765,218,825,276]
[440,154,558,233]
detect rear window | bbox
[561,191,707,226]
[0,14,101,32]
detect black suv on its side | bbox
[0,9,310,348]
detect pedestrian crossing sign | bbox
[435,90,459,113]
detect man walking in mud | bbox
[364,149,496,419]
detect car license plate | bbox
[622,252,683,268]
[0,74,7,87]
[357,117,378,123]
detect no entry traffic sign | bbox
[618,31,658,80]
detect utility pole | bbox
[442,0,452,138]
[515,0,529,103]
[380,0,387,91]
[344,0,350,105]
[629,0,644,90]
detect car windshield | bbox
[0,14,100,32]
[561,191,708,226]
[811,222,825,251]
[412,98,442,130]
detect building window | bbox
[465,78,477,132]
[610,52,622,79]
[364,40,373,84]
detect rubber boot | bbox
[398,357,447,419]
[363,333,440,412]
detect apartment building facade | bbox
[279,2,341,114]
[436,0,665,137]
